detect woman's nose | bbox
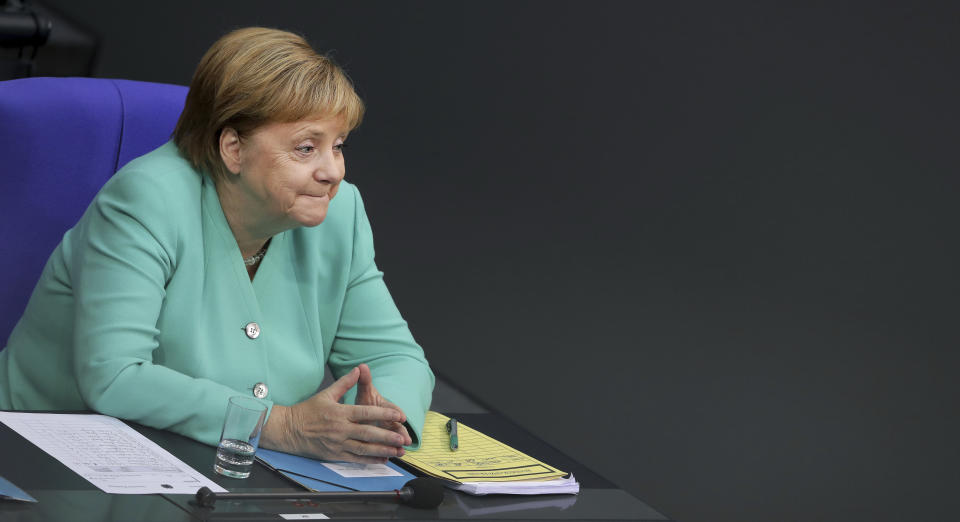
[312,152,344,183]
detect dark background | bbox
[31,1,960,521]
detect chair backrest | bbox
[0,77,188,346]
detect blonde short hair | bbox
[173,27,365,179]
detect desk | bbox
[0,411,669,521]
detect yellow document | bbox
[399,411,568,483]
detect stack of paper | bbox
[0,412,225,495]
[453,474,580,495]
[256,448,414,492]
[399,412,580,495]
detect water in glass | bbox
[214,438,256,478]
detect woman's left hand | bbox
[354,363,413,446]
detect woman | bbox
[0,27,434,464]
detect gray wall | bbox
[36,1,960,521]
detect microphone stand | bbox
[194,477,444,509]
[194,486,410,507]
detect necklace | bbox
[243,242,269,266]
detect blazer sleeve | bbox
[70,170,270,446]
[327,187,435,448]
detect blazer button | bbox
[244,322,261,339]
[253,382,268,399]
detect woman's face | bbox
[232,116,348,229]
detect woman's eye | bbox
[296,145,315,154]
[334,142,348,153]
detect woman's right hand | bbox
[259,366,408,464]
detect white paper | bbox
[320,461,403,478]
[0,412,227,495]
[452,474,580,495]
[454,492,578,515]
[279,514,330,520]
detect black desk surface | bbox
[0,412,670,521]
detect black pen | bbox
[445,418,459,451]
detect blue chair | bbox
[0,77,188,346]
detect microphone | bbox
[194,477,444,509]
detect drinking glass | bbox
[214,396,268,479]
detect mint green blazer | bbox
[0,142,434,447]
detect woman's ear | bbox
[219,127,242,175]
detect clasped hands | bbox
[260,363,412,464]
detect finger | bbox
[354,364,376,405]
[322,367,361,402]
[349,422,408,447]
[343,438,406,459]
[384,421,412,446]
[357,363,373,387]
[379,398,407,421]
[347,404,405,424]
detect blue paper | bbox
[0,475,37,503]
[256,449,415,492]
